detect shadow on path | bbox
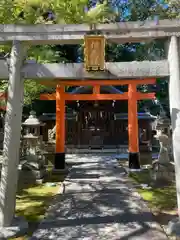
[30,154,168,240]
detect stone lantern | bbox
[20,111,46,183]
[152,112,174,182]
[155,112,171,163]
[155,111,171,135]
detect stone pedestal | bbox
[19,157,46,184]
[167,218,180,238]
[152,112,172,182]
[151,160,174,182]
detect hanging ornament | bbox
[94,101,98,107]
[112,100,116,107]
[76,100,80,107]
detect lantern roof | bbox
[23,133,39,139]
[23,111,41,126]
[156,111,171,129]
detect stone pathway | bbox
[31,154,168,240]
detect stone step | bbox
[66,148,128,154]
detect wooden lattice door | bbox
[79,110,113,148]
[66,119,78,145]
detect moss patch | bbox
[129,170,151,185]
[129,171,178,226]
[138,185,177,211]
[16,183,59,222]
[9,168,66,239]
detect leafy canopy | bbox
[0,0,115,24]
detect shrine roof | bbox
[39,112,76,121]
[114,112,156,120]
[70,85,123,94]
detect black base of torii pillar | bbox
[128,152,141,169]
[54,153,65,170]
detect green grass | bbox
[9,163,66,240]
[138,186,177,212]
[129,171,177,226]
[9,182,58,240]
[16,183,60,222]
[129,171,151,185]
[129,171,177,220]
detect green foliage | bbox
[24,80,50,105]
[0,80,8,91]
[0,45,61,106]
[52,0,108,24]
[165,0,180,18]
[0,0,114,24]
[27,45,63,63]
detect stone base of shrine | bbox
[167,217,180,238]
[54,152,66,170]
[0,216,28,239]
[52,168,69,175]
[128,152,141,170]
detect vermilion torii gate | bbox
[40,78,156,170]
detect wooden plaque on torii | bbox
[84,35,105,71]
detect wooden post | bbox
[128,83,140,169]
[55,85,65,169]
[77,113,81,146]
[168,36,180,220]
[0,41,25,227]
[93,85,100,94]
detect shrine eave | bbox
[39,112,157,121]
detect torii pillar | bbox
[128,83,140,169]
[55,85,65,169]
[0,41,26,228]
[167,36,180,234]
